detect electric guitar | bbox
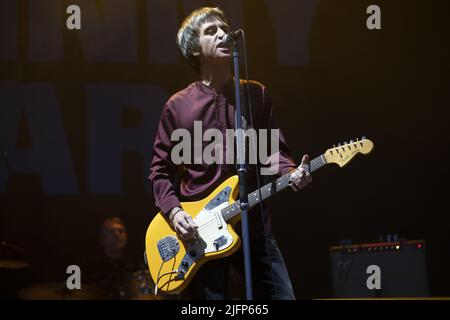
[145,137,374,294]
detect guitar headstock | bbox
[323,137,374,167]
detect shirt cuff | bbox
[280,165,297,176]
[158,196,181,217]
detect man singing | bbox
[149,7,311,299]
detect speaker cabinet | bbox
[330,240,429,298]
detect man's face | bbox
[196,17,231,62]
[101,221,127,252]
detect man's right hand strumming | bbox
[169,207,198,240]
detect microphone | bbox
[222,29,243,47]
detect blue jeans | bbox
[188,233,296,300]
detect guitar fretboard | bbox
[221,155,327,222]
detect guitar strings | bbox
[192,178,292,234]
[183,159,324,235]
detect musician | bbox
[85,217,142,299]
[149,7,312,299]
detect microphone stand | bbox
[231,39,253,300]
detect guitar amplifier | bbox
[329,240,429,298]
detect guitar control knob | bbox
[182,261,189,268]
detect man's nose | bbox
[217,28,226,39]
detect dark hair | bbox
[176,7,228,73]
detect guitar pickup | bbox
[214,212,223,230]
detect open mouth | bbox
[217,42,226,48]
[216,42,231,54]
[217,45,230,52]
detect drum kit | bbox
[14,273,162,300]
[124,269,164,300]
[17,282,112,300]
[0,241,163,300]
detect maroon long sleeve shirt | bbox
[148,79,297,238]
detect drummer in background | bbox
[85,217,142,299]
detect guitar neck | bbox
[221,154,327,222]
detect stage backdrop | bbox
[1,0,449,298]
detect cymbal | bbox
[18,282,112,300]
[0,259,30,269]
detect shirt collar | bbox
[196,77,235,97]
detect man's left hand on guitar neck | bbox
[289,154,313,191]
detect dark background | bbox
[1,0,449,299]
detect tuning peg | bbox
[356,137,359,141]
[343,141,348,145]
[350,140,355,148]
[337,143,341,146]
[361,136,366,140]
